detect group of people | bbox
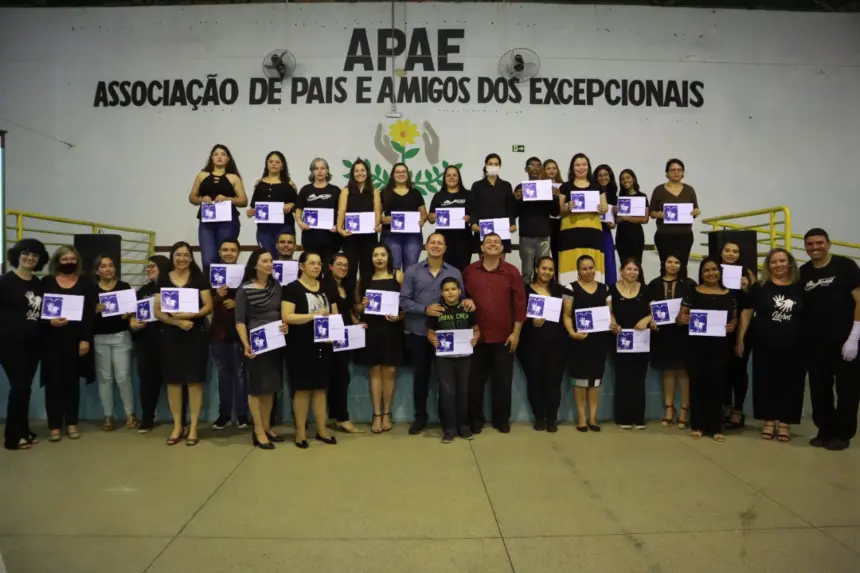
[1,144,857,453]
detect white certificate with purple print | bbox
[160,288,199,314]
[41,294,84,322]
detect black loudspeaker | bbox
[74,234,123,279]
[707,230,759,272]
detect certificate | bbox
[209,264,244,288]
[41,294,84,322]
[272,261,299,286]
[334,325,367,352]
[344,212,377,234]
[689,309,728,337]
[650,298,682,326]
[314,314,345,343]
[526,294,563,323]
[248,320,287,355]
[435,329,474,357]
[617,329,651,353]
[478,218,511,241]
[435,207,466,230]
[364,289,400,316]
[573,305,611,333]
[601,208,615,224]
[99,289,138,317]
[664,203,694,224]
[721,264,743,290]
[568,190,600,213]
[254,202,285,224]
[136,297,157,322]
[390,211,420,234]
[201,201,232,223]
[303,208,334,230]
[618,196,647,217]
[521,179,553,201]
[160,288,200,314]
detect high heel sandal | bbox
[776,423,792,442]
[661,405,676,427]
[726,410,746,429]
[677,407,690,430]
[371,414,383,434]
[760,422,775,440]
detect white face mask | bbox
[485,166,500,177]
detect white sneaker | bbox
[619,425,633,430]
[635,425,647,430]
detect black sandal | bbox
[761,422,775,440]
[661,405,676,427]
[371,414,383,434]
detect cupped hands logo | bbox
[342,119,461,196]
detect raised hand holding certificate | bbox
[254,202,285,224]
[721,264,743,290]
[314,314,345,343]
[136,298,156,322]
[569,190,600,213]
[650,298,682,326]
[41,294,84,322]
[617,329,651,353]
[435,329,474,357]
[435,207,465,229]
[617,196,647,217]
[201,201,232,223]
[526,294,563,322]
[248,320,287,355]
[344,212,377,234]
[209,264,244,288]
[573,306,611,333]
[160,288,200,314]
[521,180,553,201]
[364,289,400,316]
[390,211,420,233]
[303,208,334,230]
[663,203,694,224]
[689,309,728,337]
[334,325,367,352]
[479,218,511,241]
[99,289,138,317]
[272,261,299,286]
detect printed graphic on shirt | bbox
[306,194,333,204]
[25,290,42,321]
[306,292,328,315]
[804,276,835,291]
[771,294,797,323]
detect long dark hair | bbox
[618,256,645,284]
[443,165,469,193]
[382,162,415,212]
[567,153,593,183]
[347,158,372,195]
[167,241,203,280]
[659,253,688,281]
[594,164,618,205]
[357,242,395,301]
[202,144,241,176]
[260,150,289,183]
[148,255,170,284]
[619,168,641,194]
[697,257,725,289]
[242,247,275,283]
[92,254,117,282]
[297,250,322,280]
[533,255,559,290]
[482,152,502,176]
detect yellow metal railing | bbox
[5,210,156,285]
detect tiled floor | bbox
[1,418,859,573]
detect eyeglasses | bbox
[20,251,38,258]
[332,262,349,269]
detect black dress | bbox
[683,288,736,436]
[356,276,405,367]
[157,272,209,385]
[610,283,652,426]
[282,279,336,391]
[563,281,610,384]
[647,276,696,371]
[614,189,649,264]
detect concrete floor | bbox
[1,418,859,573]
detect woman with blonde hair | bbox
[736,248,805,442]
[41,245,97,441]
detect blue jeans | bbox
[384,232,423,272]
[94,331,135,417]
[198,219,240,273]
[256,222,296,255]
[211,341,249,419]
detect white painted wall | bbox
[1,2,859,262]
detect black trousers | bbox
[468,342,514,427]
[409,334,437,422]
[1,340,40,448]
[327,351,352,422]
[302,232,339,270]
[688,344,727,436]
[136,338,163,425]
[723,332,751,411]
[615,228,645,266]
[808,342,860,442]
[42,351,82,431]
[550,217,561,277]
[518,342,565,424]
[441,233,473,273]
[654,231,694,266]
[342,233,378,292]
[752,344,805,424]
[613,353,649,426]
[436,357,471,432]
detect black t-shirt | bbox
[430,189,470,213]
[282,279,337,343]
[800,255,860,344]
[297,183,340,212]
[514,182,560,238]
[93,280,132,335]
[427,301,477,331]
[250,180,297,207]
[744,281,804,348]
[0,271,43,341]
[382,187,424,215]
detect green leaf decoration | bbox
[433,166,440,175]
[342,159,353,169]
[415,171,423,182]
[391,141,405,154]
[403,148,420,160]
[424,169,433,181]
[374,163,381,177]
[442,160,449,168]
[455,163,463,169]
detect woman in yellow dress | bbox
[557,153,609,284]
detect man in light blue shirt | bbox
[400,232,473,434]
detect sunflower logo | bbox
[389,120,420,148]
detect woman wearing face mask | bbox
[469,153,517,255]
[542,160,565,275]
[1,238,49,450]
[92,255,137,431]
[188,144,248,273]
[327,253,363,433]
[557,153,609,285]
[381,163,427,272]
[154,241,214,447]
[130,255,173,433]
[737,248,805,442]
[647,254,696,429]
[677,258,737,442]
[594,165,618,285]
[562,255,609,432]
[296,158,342,273]
[246,151,297,256]
[355,243,405,434]
[428,165,473,272]
[650,158,700,267]
[518,257,566,432]
[337,158,382,291]
[609,258,652,429]
[615,169,650,265]
[41,246,96,442]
